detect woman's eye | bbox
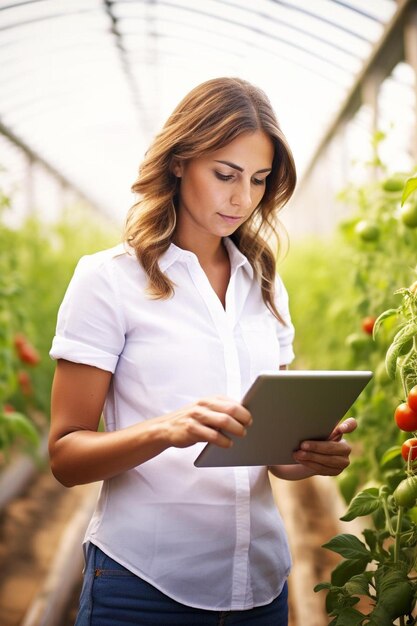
[214,171,233,181]
[252,178,266,186]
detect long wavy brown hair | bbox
[125,77,297,321]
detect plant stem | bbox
[394,506,404,563]
[400,355,411,398]
[393,508,405,626]
[382,495,394,536]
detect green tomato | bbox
[394,476,417,509]
[390,514,413,531]
[406,506,417,524]
[345,332,371,351]
[400,203,417,228]
[382,177,404,192]
[355,220,380,242]
[337,471,359,504]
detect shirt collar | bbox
[159,237,254,279]
[223,237,254,279]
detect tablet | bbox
[194,370,372,467]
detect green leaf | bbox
[344,573,371,597]
[323,534,371,560]
[314,581,332,592]
[334,607,366,626]
[374,566,414,619]
[362,528,377,553]
[380,446,402,468]
[372,308,398,340]
[331,558,370,586]
[372,505,387,530]
[367,606,394,626]
[385,322,417,379]
[4,411,39,446]
[401,173,417,206]
[326,589,343,614]
[340,488,380,521]
[324,588,359,615]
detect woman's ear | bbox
[171,158,183,178]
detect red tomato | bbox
[402,438,417,462]
[395,403,417,431]
[408,386,417,413]
[361,316,376,335]
[13,333,27,349]
[17,343,40,365]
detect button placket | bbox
[186,260,241,399]
[186,258,252,608]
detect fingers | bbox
[187,422,235,449]
[166,397,253,449]
[196,397,253,430]
[189,406,249,438]
[293,438,352,476]
[328,417,357,441]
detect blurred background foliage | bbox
[0,179,118,460]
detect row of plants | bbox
[0,178,117,464]
[281,140,417,623]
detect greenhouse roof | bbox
[0,0,410,220]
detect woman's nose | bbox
[231,181,252,210]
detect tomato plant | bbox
[315,269,417,625]
[308,157,417,624]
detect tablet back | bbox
[194,370,372,468]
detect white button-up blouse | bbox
[50,237,295,611]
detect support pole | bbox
[404,6,417,163]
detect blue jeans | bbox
[74,543,288,625]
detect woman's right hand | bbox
[157,397,253,449]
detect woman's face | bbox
[172,130,274,244]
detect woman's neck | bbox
[173,231,227,268]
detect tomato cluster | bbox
[395,386,417,461]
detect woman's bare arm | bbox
[49,360,252,487]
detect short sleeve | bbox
[49,255,126,373]
[275,274,295,367]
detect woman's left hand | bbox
[292,417,357,476]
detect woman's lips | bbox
[217,213,243,224]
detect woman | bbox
[49,77,356,625]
